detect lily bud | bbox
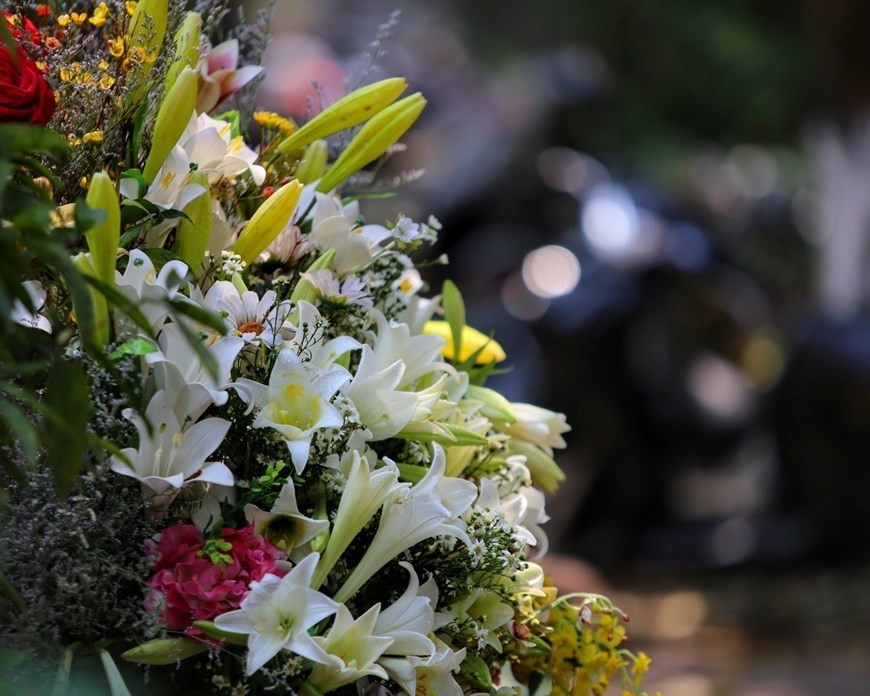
[142,67,199,183]
[423,320,506,364]
[125,0,168,107]
[171,170,212,271]
[316,92,427,193]
[84,171,120,288]
[294,139,328,184]
[72,252,110,346]
[289,249,335,304]
[233,179,303,263]
[163,12,201,94]
[509,440,566,494]
[277,77,407,154]
[464,384,517,423]
[121,637,209,665]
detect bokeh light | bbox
[521,245,581,299]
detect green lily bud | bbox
[164,12,202,94]
[72,252,110,347]
[464,384,517,423]
[121,637,209,665]
[509,440,566,493]
[171,170,212,271]
[192,621,248,646]
[277,77,407,154]
[231,272,248,297]
[143,67,199,183]
[460,654,493,692]
[395,422,489,447]
[316,92,427,193]
[289,249,335,304]
[233,179,303,263]
[309,489,330,553]
[84,171,120,288]
[294,139,329,184]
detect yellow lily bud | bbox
[84,172,120,287]
[277,77,407,154]
[294,139,329,184]
[125,0,168,107]
[289,249,335,304]
[72,252,110,346]
[464,384,517,423]
[121,637,209,665]
[142,67,199,183]
[423,320,506,364]
[233,179,303,263]
[317,92,426,193]
[163,12,201,94]
[171,170,211,271]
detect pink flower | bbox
[147,524,286,635]
[196,39,264,114]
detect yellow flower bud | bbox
[423,320,506,364]
[277,77,407,154]
[142,66,199,183]
[316,92,426,192]
[172,170,212,272]
[84,172,121,288]
[163,12,201,94]
[233,179,303,263]
[294,139,329,184]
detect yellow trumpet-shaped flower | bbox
[233,179,303,263]
[277,77,407,154]
[423,320,506,364]
[316,92,427,193]
[142,67,199,183]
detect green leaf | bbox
[442,280,465,364]
[167,296,228,337]
[73,196,106,232]
[214,109,241,138]
[51,642,81,696]
[0,397,39,464]
[43,362,89,498]
[110,337,158,360]
[459,653,493,691]
[97,648,132,696]
[121,168,147,198]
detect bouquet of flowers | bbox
[0,2,653,694]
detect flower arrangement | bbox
[0,2,653,695]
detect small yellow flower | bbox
[35,61,47,72]
[57,14,71,27]
[253,111,296,136]
[632,652,651,679]
[98,74,116,89]
[89,2,109,26]
[109,36,125,57]
[67,133,82,147]
[125,1,138,15]
[6,14,19,26]
[80,177,89,189]
[71,12,88,25]
[60,67,73,82]
[82,131,105,144]
[98,60,109,70]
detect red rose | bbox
[0,44,55,125]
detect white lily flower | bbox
[286,300,361,371]
[235,347,349,473]
[373,562,436,659]
[202,280,291,346]
[380,637,466,696]
[496,402,571,454]
[309,193,391,274]
[334,446,473,603]
[12,280,51,333]
[180,112,266,185]
[475,477,549,557]
[213,554,340,676]
[109,389,233,509]
[121,145,207,213]
[308,605,393,692]
[146,321,244,407]
[245,482,328,553]
[115,250,191,334]
[312,450,406,588]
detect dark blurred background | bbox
[251,1,870,692]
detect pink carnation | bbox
[147,524,286,635]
